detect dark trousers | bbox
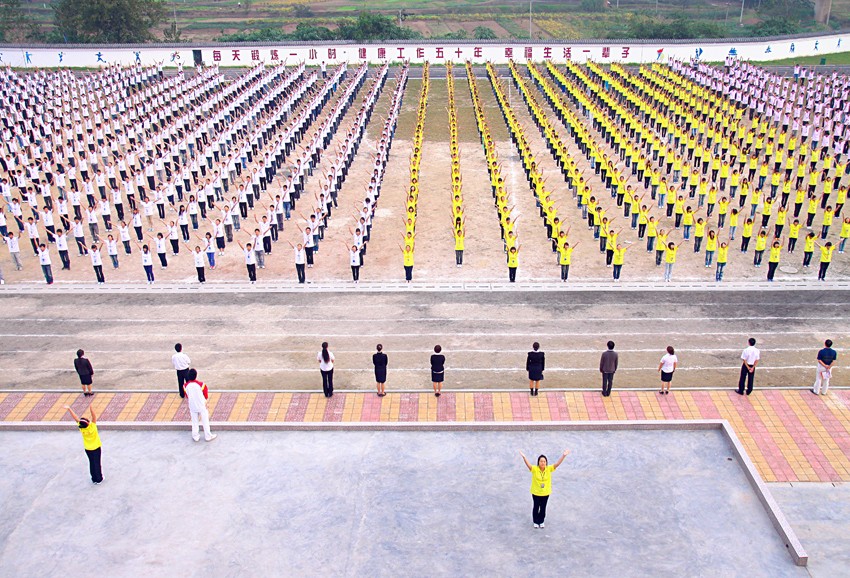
[532,494,549,525]
[737,364,755,394]
[321,369,334,397]
[601,372,614,396]
[296,263,306,283]
[85,447,103,483]
[176,368,189,398]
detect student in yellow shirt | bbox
[767,239,782,282]
[839,217,850,253]
[612,243,631,282]
[788,219,802,253]
[821,206,835,240]
[815,241,836,281]
[753,230,769,267]
[400,243,414,283]
[520,449,570,529]
[508,245,520,283]
[740,218,754,252]
[559,241,579,282]
[802,232,817,268]
[716,242,729,282]
[452,224,465,267]
[64,404,103,484]
[663,240,684,282]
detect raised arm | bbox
[552,449,570,469]
[519,451,532,471]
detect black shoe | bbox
[735,390,744,395]
[534,389,539,396]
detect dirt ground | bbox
[1,64,847,286]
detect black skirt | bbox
[375,367,387,383]
[431,370,444,383]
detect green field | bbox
[13,0,843,42]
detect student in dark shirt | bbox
[373,343,388,397]
[73,349,94,397]
[430,344,445,398]
[526,342,545,396]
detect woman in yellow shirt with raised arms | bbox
[520,449,570,528]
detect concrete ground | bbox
[770,482,850,578]
[0,429,808,577]
[0,290,846,391]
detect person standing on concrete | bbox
[526,342,545,396]
[520,449,570,528]
[736,337,760,396]
[318,342,335,398]
[184,368,216,442]
[172,343,191,398]
[74,349,94,397]
[373,344,388,397]
[599,341,618,397]
[813,339,837,396]
[63,404,103,484]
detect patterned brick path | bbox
[3,389,850,483]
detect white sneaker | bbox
[533,523,539,528]
[539,523,545,528]
[192,436,200,442]
[205,434,217,442]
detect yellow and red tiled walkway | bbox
[3,389,850,484]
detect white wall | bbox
[1,33,847,68]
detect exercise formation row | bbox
[0,58,848,284]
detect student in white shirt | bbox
[236,239,257,283]
[55,229,71,270]
[38,243,53,284]
[193,245,206,283]
[657,346,678,395]
[89,242,105,284]
[6,231,22,270]
[318,342,335,397]
[288,240,306,284]
[737,338,760,395]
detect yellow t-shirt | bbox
[531,465,555,496]
[403,250,414,267]
[80,423,101,451]
[508,253,519,268]
[613,247,627,265]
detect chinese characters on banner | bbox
[210,45,641,63]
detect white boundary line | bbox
[0,280,848,293]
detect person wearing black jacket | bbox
[373,344,388,397]
[73,349,94,397]
[526,342,545,396]
[430,345,445,398]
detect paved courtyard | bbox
[0,430,810,577]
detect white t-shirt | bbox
[317,351,334,371]
[659,353,678,373]
[741,346,760,366]
[172,351,191,370]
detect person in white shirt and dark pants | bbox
[318,342,335,397]
[172,343,191,398]
[737,338,760,395]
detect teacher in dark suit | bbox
[526,342,545,396]
[373,344,388,397]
